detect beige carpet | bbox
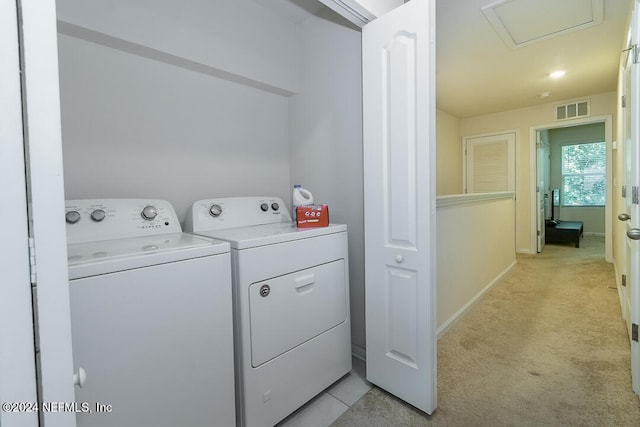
[333,236,640,426]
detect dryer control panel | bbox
[65,199,182,244]
[185,196,291,232]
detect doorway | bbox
[530,116,613,261]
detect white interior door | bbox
[627,0,640,395]
[622,26,634,338]
[465,132,516,194]
[0,1,38,425]
[536,133,550,252]
[363,0,437,414]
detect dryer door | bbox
[249,260,347,367]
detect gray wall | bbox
[290,12,365,351]
[58,34,292,222]
[56,0,302,222]
[57,1,367,350]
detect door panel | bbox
[249,260,347,367]
[386,268,419,367]
[363,0,437,414]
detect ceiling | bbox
[436,0,633,118]
[259,0,633,119]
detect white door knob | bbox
[73,367,87,388]
[395,255,404,263]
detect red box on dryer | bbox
[296,205,329,228]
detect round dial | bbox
[90,209,106,222]
[271,202,280,211]
[141,205,158,221]
[260,203,269,212]
[65,210,81,224]
[209,204,223,217]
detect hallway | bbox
[333,236,640,426]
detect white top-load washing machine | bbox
[65,199,235,427]
[184,196,352,427]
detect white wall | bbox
[289,12,365,351]
[436,193,517,335]
[459,91,617,253]
[56,1,297,223]
[436,109,462,195]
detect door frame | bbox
[17,1,77,425]
[0,1,38,425]
[624,0,640,394]
[529,115,613,261]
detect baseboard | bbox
[351,343,366,362]
[437,260,518,339]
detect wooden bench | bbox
[545,220,584,248]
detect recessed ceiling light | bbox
[549,70,566,79]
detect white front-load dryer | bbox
[65,199,235,427]
[184,196,352,427]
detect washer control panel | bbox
[185,196,291,232]
[65,199,182,244]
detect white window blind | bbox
[465,132,515,194]
[561,142,606,206]
[472,141,508,192]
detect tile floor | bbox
[277,357,370,427]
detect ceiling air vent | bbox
[555,100,590,121]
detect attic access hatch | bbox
[482,0,604,49]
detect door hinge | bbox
[622,274,627,287]
[622,185,627,198]
[622,95,627,108]
[633,323,639,342]
[634,44,640,64]
[537,230,541,236]
[633,186,639,205]
[28,237,36,284]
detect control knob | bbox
[141,205,158,221]
[90,209,106,222]
[260,203,269,212]
[209,204,223,217]
[65,210,81,224]
[271,202,280,211]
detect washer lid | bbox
[191,223,347,250]
[67,233,229,279]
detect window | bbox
[561,142,606,206]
